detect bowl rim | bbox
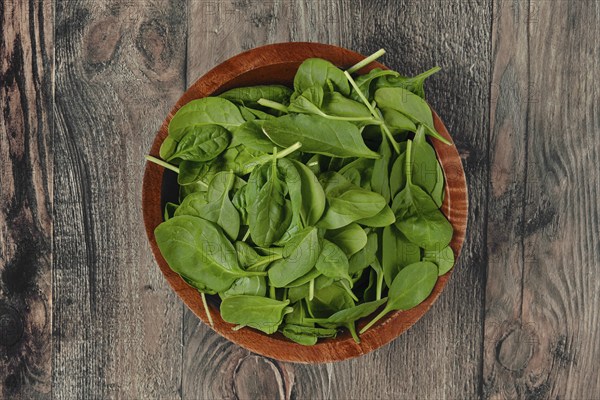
[142,42,469,363]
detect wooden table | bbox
[1,1,598,399]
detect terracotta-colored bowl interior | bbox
[142,42,468,363]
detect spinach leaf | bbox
[318,184,387,230]
[381,108,417,135]
[382,225,421,287]
[163,202,178,221]
[268,227,322,287]
[311,298,387,325]
[294,58,350,96]
[263,114,380,159]
[356,205,395,227]
[174,191,208,218]
[219,276,267,299]
[290,160,326,226]
[159,136,178,160]
[219,85,293,108]
[348,232,378,275]
[371,132,392,202]
[325,223,368,257]
[314,240,352,286]
[248,160,293,246]
[391,140,453,249]
[177,161,209,186]
[431,161,445,208]
[282,324,337,346]
[374,66,440,99]
[350,68,399,101]
[374,87,450,144]
[360,261,438,333]
[423,245,455,275]
[155,216,262,292]
[231,120,278,153]
[320,92,371,119]
[168,97,245,141]
[220,295,293,334]
[168,124,230,162]
[410,126,439,194]
[306,282,355,319]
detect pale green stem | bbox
[308,278,315,301]
[406,139,413,186]
[242,229,251,242]
[347,322,361,343]
[269,284,276,299]
[145,155,180,174]
[375,270,384,301]
[232,324,245,331]
[248,254,283,270]
[241,142,302,175]
[341,280,359,302]
[346,48,386,74]
[359,306,391,334]
[200,292,214,327]
[257,98,289,113]
[343,71,400,154]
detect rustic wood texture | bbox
[483,1,600,398]
[0,1,53,399]
[52,1,186,398]
[2,0,598,398]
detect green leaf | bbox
[294,58,350,96]
[306,282,355,319]
[262,114,380,159]
[382,225,421,287]
[356,205,395,227]
[159,136,178,160]
[168,97,245,141]
[268,227,322,287]
[290,160,326,226]
[177,161,208,186]
[325,223,368,257]
[318,298,387,324]
[219,85,293,108]
[360,261,438,334]
[348,232,378,275]
[423,245,455,275]
[314,240,352,285]
[381,108,417,134]
[231,120,278,153]
[318,184,387,230]
[163,202,178,221]
[282,324,337,346]
[371,132,392,202]
[174,191,209,218]
[320,92,371,119]
[248,161,293,246]
[374,87,450,144]
[374,66,440,99]
[155,216,251,292]
[219,276,267,299]
[350,68,399,102]
[220,295,292,334]
[168,124,231,162]
[410,126,440,194]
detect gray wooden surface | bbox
[0,0,598,399]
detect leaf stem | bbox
[346,48,386,74]
[359,306,391,334]
[406,139,413,186]
[343,71,400,154]
[308,278,315,301]
[258,98,289,113]
[269,284,276,299]
[241,142,302,175]
[375,270,384,301]
[200,292,214,327]
[247,254,283,270]
[341,280,359,302]
[347,322,361,343]
[145,155,180,174]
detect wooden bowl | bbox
[142,43,468,363]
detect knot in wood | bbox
[496,325,534,372]
[0,305,24,347]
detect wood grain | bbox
[484,0,600,398]
[52,1,186,398]
[179,1,490,399]
[0,1,53,398]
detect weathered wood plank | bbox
[0,0,53,398]
[52,1,186,398]
[484,0,600,398]
[183,1,490,399]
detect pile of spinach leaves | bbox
[147,49,455,345]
